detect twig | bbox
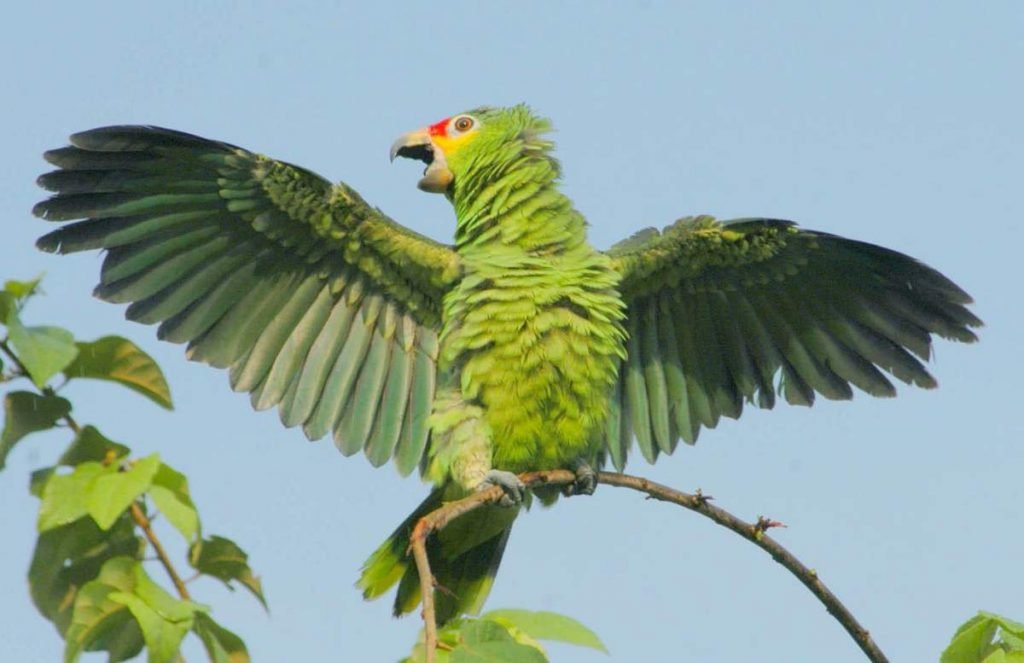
[410,469,888,663]
[596,472,886,662]
[410,518,436,657]
[130,502,192,600]
[0,339,29,380]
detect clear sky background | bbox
[1,2,1021,661]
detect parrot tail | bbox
[357,484,518,625]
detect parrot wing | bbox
[35,126,458,475]
[604,215,981,470]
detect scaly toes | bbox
[479,470,526,507]
[563,461,597,497]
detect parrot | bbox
[33,104,980,625]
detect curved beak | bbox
[389,128,452,194]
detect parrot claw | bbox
[563,460,597,497]
[479,470,525,507]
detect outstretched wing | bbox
[35,126,459,475]
[604,215,981,470]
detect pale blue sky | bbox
[1,2,1021,661]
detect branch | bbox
[0,339,193,603]
[410,469,888,663]
[0,338,29,379]
[130,501,192,600]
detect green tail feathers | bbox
[357,484,518,625]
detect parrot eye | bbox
[451,115,476,134]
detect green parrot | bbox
[34,104,980,624]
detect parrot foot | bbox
[479,470,525,507]
[563,460,597,497]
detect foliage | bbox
[402,609,607,662]
[1,276,261,662]
[943,612,1024,663]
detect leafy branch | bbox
[942,612,1024,663]
[1,276,263,662]
[1,356,196,607]
[402,608,606,662]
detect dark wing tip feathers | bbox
[35,230,61,254]
[68,125,240,152]
[31,199,51,220]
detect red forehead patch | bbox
[428,118,450,137]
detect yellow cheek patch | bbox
[433,131,477,158]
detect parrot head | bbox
[390,105,554,195]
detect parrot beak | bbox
[389,129,453,194]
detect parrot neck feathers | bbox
[451,139,584,254]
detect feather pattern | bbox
[34,125,457,474]
[605,215,981,469]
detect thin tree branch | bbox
[410,469,888,663]
[0,339,29,379]
[410,518,437,657]
[595,472,887,662]
[130,501,192,600]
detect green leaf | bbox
[450,641,547,663]
[63,556,145,663]
[5,275,43,300]
[149,462,200,542]
[0,390,72,469]
[109,564,205,663]
[87,454,161,530]
[133,556,207,621]
[1004,631,1024,651]
[407,612,603,663]
[189,535,266,609]
[0,277,43,322]
[59,425,131,466]
[943,614,1000,663]
[29,515,142,634]
[63,555,204,663]
[38,462,106,532]
[107,592,189,663]
[0,291,15,324]
[30,466,56,497]
[404,619,465,663]
[6,313,79,388]
[64,336,173,409]
[193,612,250,663]
[438,619,548,663]
[981,612,1024,641]
[482,609,608,653]
[460,619,516,645]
